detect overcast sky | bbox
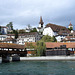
[0,0,75,29]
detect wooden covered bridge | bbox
[0,43,27,56]
[0,43,27,62]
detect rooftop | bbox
[45,23,70,33]
[46,42,75,48]
[0,43,24,49]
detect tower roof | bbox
[39,16,44,25]
[69,21,72,26]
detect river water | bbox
[0,61,75,75]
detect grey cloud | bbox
[0,0,75,29]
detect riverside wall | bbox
[20,56,75,61]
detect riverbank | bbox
[20,56,75,61]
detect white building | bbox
[0,35,7,41]
[17,32,41,45]
[2,37,16,43]
[0,26,7,34]
[43,23,70,42]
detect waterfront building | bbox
[45,42,75,56]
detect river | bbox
[0,61,75,75]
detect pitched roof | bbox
[0,26,7,28]
[45,23,70,32]
[7,32,38,36]
[39,16,44,25]
[57,30,70,35]
[45,42,75,48]
[69,31,75,36]
[2,37,16,42]
[0,43,24,49]
[62,36,75,41]
[69,22,73,26]
[25,42,75,48]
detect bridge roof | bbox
[0,43,24,49]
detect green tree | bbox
[36,41,46,56]
[25,42,36,49]
[27,24,31,29]
[41,35,57,42]
[30,28,37,32]
[6,22,13,30]
[15,30,18,39]
[19,29,26,34]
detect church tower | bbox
[37,16,44,33]
[68,21,73,29]
[39,16,44,28]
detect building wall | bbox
[0,35,7,41]
[1,28,7,35]
[43,27,55,37]
[17,37,36,45]
[7,35,15,39]
[17,33,41,45]
[56,36,65,42]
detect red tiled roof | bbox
[25,42,75,48]
[46,42,75,48]
[0,43,24,49]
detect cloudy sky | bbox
[0,0,75,29]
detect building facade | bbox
[17,32,41,45]
[43,23,70,42]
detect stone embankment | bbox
[20,56,75,61]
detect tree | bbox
[40,35,57,42]
[27,24,31,29]
[36,41,46,56]
[25,42,36,49]
[6,22,13,30]
[30,28,37,32]
[19,29,26,34]
[15,30,18,39]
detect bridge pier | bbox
[2,55,10,63]
[12,54,20,61]
[0,57,2,63]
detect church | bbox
[38,16,73,42]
